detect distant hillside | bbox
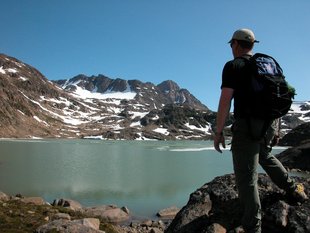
[0,53,213,139]
[0,53,309,140]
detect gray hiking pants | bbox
[231,118,294,233]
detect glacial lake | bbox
[0,139,295,219]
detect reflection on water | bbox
[0,139,305,218]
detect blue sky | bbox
[1,1,310,111]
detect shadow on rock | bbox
[165,174,310,233]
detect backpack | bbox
[246,53,295,120]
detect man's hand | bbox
[214,132,226,153]
[214,88,233,153]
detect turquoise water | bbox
[0,139,287,218]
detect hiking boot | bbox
[287,183,308,204]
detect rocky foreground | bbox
[1,172,309,233]
[0,192,173,233]
[165,174,309,233]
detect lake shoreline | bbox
[0,190,173,232]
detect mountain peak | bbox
[53,75,208,110]
[157,80,180,93]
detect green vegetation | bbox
[0,199,118,233]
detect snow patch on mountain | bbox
[73,85,136,100]
[185,122,212,135]
[62,79,137,101]
[153,127,170,135]
[289,101,310,121]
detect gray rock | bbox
[121,206,130,214]
[0,191,9,202]
[265,200,289,227]
[279,122,310,146]
[52,213,71,220]
[83,205,130,223]
[276,142,310,172]
[157,206,180,218]
[204,223,226,233]
[52,198,83,211]
[72,218,101,230]
[165,174,310,233]
[141,219,153,227]
[36,218,104,233]
[20,197,46,205]
[150,228,164,233]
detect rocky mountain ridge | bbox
[54,74,207,111]
[0,53,309,139]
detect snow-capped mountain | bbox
[51,74,214,140]
[281,101,310,134]
[53,74,208,111]
[0,53,309,140]
[0,53,214,140]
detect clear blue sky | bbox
[1,0,310,111]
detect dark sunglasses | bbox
[230,40,235,48]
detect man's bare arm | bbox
[214,87,234,153]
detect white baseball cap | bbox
[228,28,259,43]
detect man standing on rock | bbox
[214,28,308,233]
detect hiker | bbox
[214,28,308,233]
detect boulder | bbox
[52,198,83,211]
[72,218,101,230]
[165,174,310,233]
[0,191,9,202]
[120,219,166,233]
[150,228,164,233]
[157,206,180,218]
[83,205,130,223]
[36,218,104,233]
[52,213,71,221]
[276,142,310,172]
[20,197,46,205]
[279,122,310,146]
[204,223,226,233]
